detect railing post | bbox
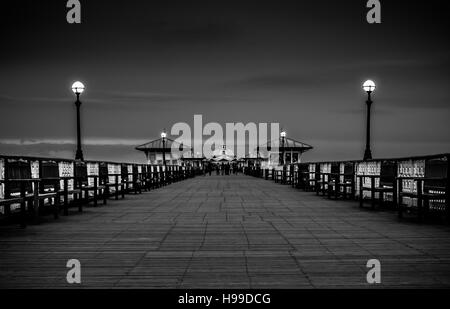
[20,182,27,228]
[316,173,321,196]
[115,174,119,200]
[417,179,423,221]
[93,176,98,207]
[121,174,125,199]
[371,176,376,210]
[446,155,449,223]
[3,159,11,216]
[53,179,60,219]
[33,180,40,223]
[63,178,69,215]
[398,178,403,219]
[392,163,398,209]
[77,177,83,212]
[359,176,363,208]
[102,170,107,204]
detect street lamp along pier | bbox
[363,79,376,161]
[72,81,85,161]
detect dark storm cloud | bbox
[136,20,240,45]
[227,57,446,90]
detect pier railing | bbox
[245,153,449,222]
[0,155,198,227]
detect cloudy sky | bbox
[0,0,449,163]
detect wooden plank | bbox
[0,175,450,288]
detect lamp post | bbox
[161,130,167,167]
[363,80,376,161]
[280,131,286,166]
[72,81,85,161]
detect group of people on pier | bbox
[204,163,241,176]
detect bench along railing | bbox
[245,153,449,222]
[0,155,197,227]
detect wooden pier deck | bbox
[1,175,450,288]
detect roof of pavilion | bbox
[259,137,313,152]
[135,138,191,152]
[211,154,235,162]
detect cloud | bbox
[0,90,259,110]
[0,142,146,163]
[232,74,324,89]
[0,94,72,106]
[227,56,450,91]
[140,20,240,45]
[0,138,150,147]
